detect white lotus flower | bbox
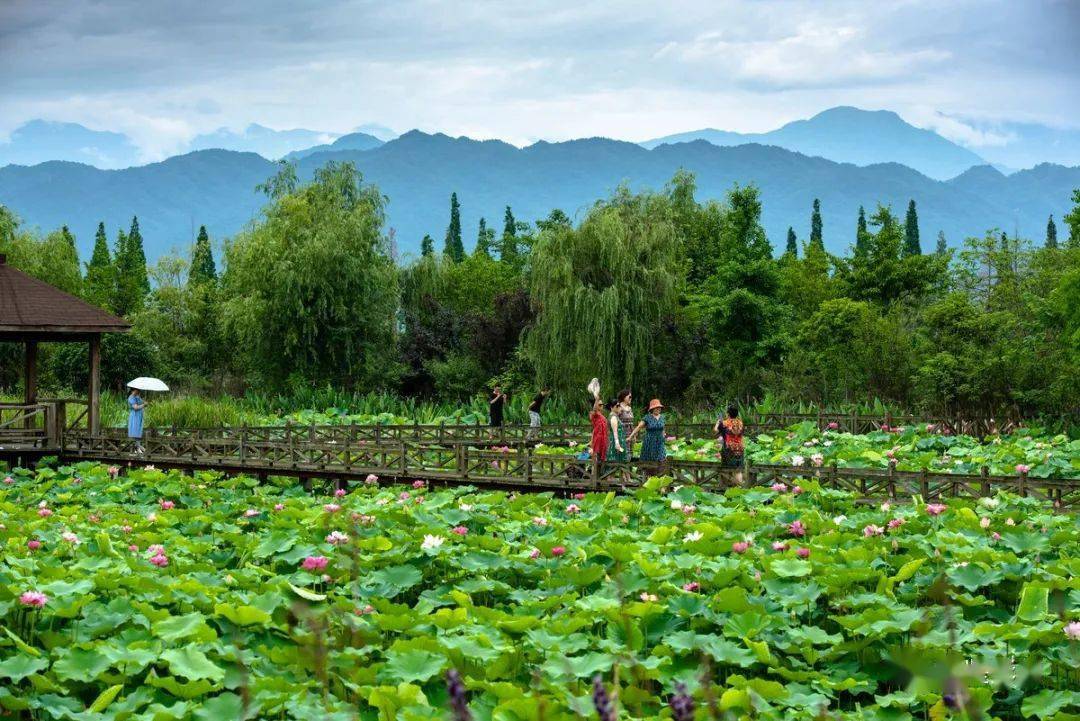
[421,534,445,550]
[833,515,847,526]
[683,531,703,543]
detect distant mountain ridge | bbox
[641,107,987,181]
[283,132,385,161]
[1,131,1076,264]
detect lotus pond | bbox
[2,464,1079,720]
[546,422,1080,479]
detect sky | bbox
[1,0,1079,164]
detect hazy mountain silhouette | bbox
[1,131,1077,263]
[188,123,338,159]
[0,120,142,169]
[642,107,988,181]
[283,132,385,161]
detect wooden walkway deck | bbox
[56,427,1080,508]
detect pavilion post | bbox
[88,335,101,435]
[24,340,38,429]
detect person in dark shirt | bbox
[489,386,507,427]
[527,388,551,440]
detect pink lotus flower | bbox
[1015,464,1031,474]
[788,520,807,537]
[827,422,839,430]
[61,531,80,545]
[159,499,175,510]
[573,493,586,500]
[27,539,41,551]
[89,514,100,524]
[529,548,540,559]
[355,604,375,615]
[273,503,285,511]
[532,516,548,526]
[489,460,500,469]
[1064,621,1080,640]
[398,492,410,501]
[412,480,426,489]
[770,482,787,493]
[796,547,810,558]
[887,518,904,530]
[771,541,788,551]
[365,474,379,485]
[301,556,329,571]
[149,553,169,567]
[885,449,895,459]
[979,517,991,529]
[991,532,1001,541]
[925,503,947,516]
[682,582,700,592]
[38,507,53,518]
[121,525,132,533]
[550,546,567,556]
[355,513,375,524]
[2,476,13,485]
[128,544,139,553]
[326,531,350,545]
[732,541,750,554]
[565,503,581,514]
[414,496,424,504]
[792,486,804,495]
[681,504,697,515]
[323,503,341,513]
[810,453,824,467]
[334,488,347,497]
[148,544,165,555]
[19,591,48,608]
[863,524,885,537]
[451,526,468,536]
[108,466,120,478]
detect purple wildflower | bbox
[592,675,615,721]
[445,669,472,721]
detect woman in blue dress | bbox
[629,398,666,462]
[127,389,146,452]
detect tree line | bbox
[2,162,1080,419]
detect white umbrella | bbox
[127,377,170,392]
[586,377,601,399]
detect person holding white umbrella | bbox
[126,377,169,453]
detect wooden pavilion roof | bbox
[0,254,130,337]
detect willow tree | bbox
[524,187,681,395]
[222,161,400,389]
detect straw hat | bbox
[647,398,663,411]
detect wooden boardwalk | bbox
[58,426,1080,508]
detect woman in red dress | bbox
[589,395,609,462]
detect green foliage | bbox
[785,226,797,257]
[498,205,518,263]
[1046,214,1058,249]
[420,234,434,257]
[856,205,868,253]
[1064,188,1080,249]
[474,216,493,258]
[525,185,681,395]
[935,230,948,255]
[111,217,151,316]
[222,161,400,390]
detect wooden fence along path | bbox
[60,427,1080,509]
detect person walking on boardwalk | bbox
[588,393,609,462]
[488,385,507,428]
[127,388,147,453]
[629,398,666,462]
[616,389,635,458]
[607,398,629,462]
[714,403,745,484]
[527,387,550,441]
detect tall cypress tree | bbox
[443,192,464,262]
[127,216,150,295]
[809,199,823,250]
[785,227,798,257]
[936,230,948,255]
[856,205,868,252]
[1046,214,1058,249]
[420,234,434,257]
[499,205,518,263]
[189,225,217,285]
[903,200,921,255]
[475,217,493,258]
[85,222,115,310]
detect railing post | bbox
[239,426,247,464]
[1017,467,1027,497]
[981,465,991,497]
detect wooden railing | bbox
[0,403,60,449]
[61,431,1080,508]
[92,410,1027,449]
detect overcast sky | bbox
[1,0,1078,161]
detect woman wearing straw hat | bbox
[629,398,667,462]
